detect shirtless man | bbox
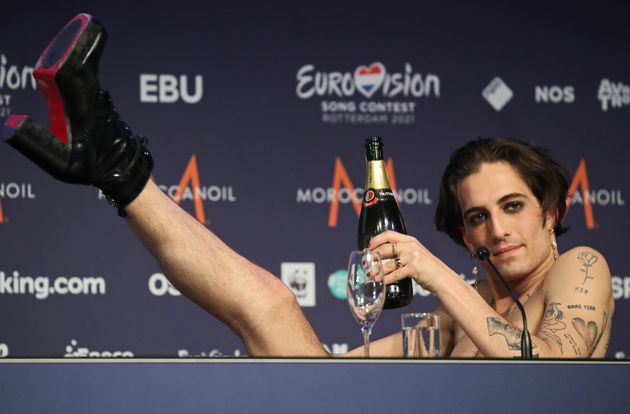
[347,139,614,358]
[3,14,613,358]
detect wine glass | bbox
[347,249,386,357]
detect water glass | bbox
[402,312,440,358]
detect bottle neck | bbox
[366,143,383,161]
[365,160,391,189]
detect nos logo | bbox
[535,85,575,103]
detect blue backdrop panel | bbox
[0,0,629,358]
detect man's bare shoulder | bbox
[539,245,614,358]
[545,245,612,298]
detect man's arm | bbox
[534,246,613,358]
[435,246,613,358]
[368,231,613,358]
[367,230,527,358]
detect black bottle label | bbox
[363,188,395,207]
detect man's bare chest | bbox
[449,293,546,358]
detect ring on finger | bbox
[395,258,403,269]
[392,243,398,257]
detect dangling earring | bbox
[471,253,480,291]
[550,228,559,260]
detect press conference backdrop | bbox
[0,0,628,359]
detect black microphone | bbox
[476,246,533,359]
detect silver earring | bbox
[550,228,559,260]
[471,253,479,291]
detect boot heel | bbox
[5,14,152,211]
[33,13,107,145]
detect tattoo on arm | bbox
[572,311,608,357]
[596,311,609,355]
[487,317,523,351]
[564,333,582,357]
[567,304,596,311]
[577,251,598,285]
[538,302,566,354]
[571,317,598,352]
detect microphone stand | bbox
[476,247,533,359]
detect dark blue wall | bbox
[0,0,629,358]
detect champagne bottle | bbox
[358,136,413,309]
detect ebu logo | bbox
[140,74,203,104]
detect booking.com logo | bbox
[0,270,106,299]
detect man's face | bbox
[457,162,555,281]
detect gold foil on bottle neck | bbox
[365,160,391,190]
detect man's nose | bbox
[488,214,509,241]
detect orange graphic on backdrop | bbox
[566,159,595,229]
[329,157,596,230]
[0,157,599,229]
[328,157,397,228]
[172,154,208,225]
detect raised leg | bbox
[4,13,327,357]
[125,181,327,356]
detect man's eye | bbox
[505,201,523,212]
[468,212,486,225]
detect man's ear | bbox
[545,208,559,232]
[460,226,475,255]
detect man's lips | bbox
[493,245,522,257]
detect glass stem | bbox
[362,327,371,358]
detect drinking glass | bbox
[347,249,386,357]
[401,312,440,358]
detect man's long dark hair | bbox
[435,137,570,247]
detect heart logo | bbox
[354,62,385,98]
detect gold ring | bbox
[395,258,403,269]
[392,243,398,256]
